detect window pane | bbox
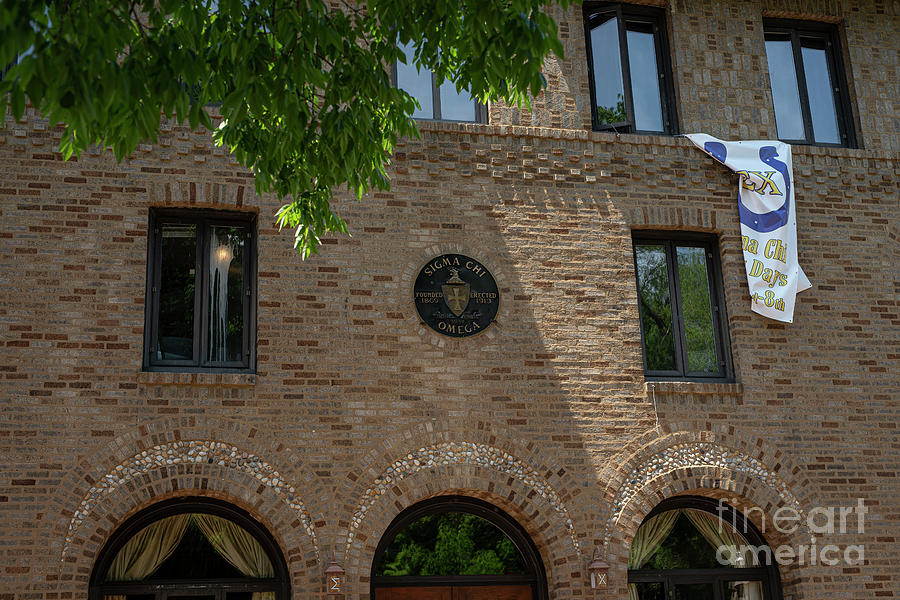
[801,41,840,144]
[675,246,718,374]
[207,226,245,363]
[438,79,477,121]
[591,16,626,125]
[627,28,664,132]
[157,224,196,361]
[634,244,677,371]
[725,580,766,599]
[765,39,806,140]
[397,41,433,119]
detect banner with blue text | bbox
[686,134,811,322]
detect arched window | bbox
[89,497,290,600]
[372,496,548,600]
[627,496,783,600]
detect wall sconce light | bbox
[325,553,345,597]
[587,548,610,590]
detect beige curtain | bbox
[107,514,190,581]
[684,509,759,567]
[193,513,276,600]
[685,510,764,599]
[104,514,191,599]
[627,509,682,600]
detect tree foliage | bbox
[375,513,525,577]
[0,0,572,257]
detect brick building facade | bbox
[1,1,897,599]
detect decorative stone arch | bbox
[46,416,325,598]
[598,426,823,600]
[339,422,586,600]
[345,471,581,600]
[61,463,321,599]
[598,424,821,530]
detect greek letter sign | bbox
[414,254,499,337]
[687,134,811,322]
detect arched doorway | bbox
[627,496,783,600]
[371,496,548,600]
[89,497,290,600]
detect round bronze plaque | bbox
[413,254,499,337]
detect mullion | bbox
[242,229,251,369]
[822,35,849,145]
[790,29,816,143]
[652,20,670,132]
[150,224,164,363]
[197,220,209,366]
[616,6,636,130]
[703,247,725,377]
[666,241,688,376]
[431,71,442,120]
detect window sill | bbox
[645,380,742,396]
[137,371,257,388]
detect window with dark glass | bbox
[144,210,256,371]
[628,496,783,600]
[372,496,548,600]
[89,498,289,600]
[632,234,731,380]
[393,40,487,122]
[584,3,677,134]
[764,20,855,147]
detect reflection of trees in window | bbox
[376,512,526,576]
[596,94,627,127]
[635,245,676,372]
[585,4,675,134]
[633,236,730,379]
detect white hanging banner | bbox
[686,134,811,322]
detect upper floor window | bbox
[393,40,487,122]
[144,210,256,372]
[584,3,677,134]
[632,233,732,380]
[764,20,855,147]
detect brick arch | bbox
[46,416,326,595]
[344,470,583,600]
[63,472,319,600]
[597,426,821,600]
[603,474,817,600]
[598,424,820,527]
[339,418,585,551]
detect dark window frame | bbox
[583,2,678,135]
[764,18,856,148]
[143,208,257,373]
[632,232,733,382]
[628,496,784,600]
[390,57,488,123]
[89,496,291,600]
[371,495,549,600]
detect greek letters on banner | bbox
[686,134,811,323]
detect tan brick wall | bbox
[1,1,897,599]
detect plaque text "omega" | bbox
[413,254,499,337]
